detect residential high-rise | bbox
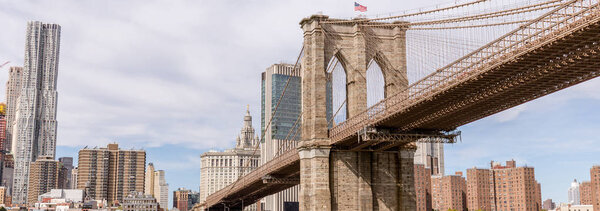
[173,188,190,211]
[58,157,73,189]
[496,161,541,210]
[414,142,445,176]
[490,161,541,210]
[414,164,432,211]
[12,21,61,204]
[5,66,22,153]
[200,108,260,209]
[466,167,493,210]
[26,156,59,205]
[431,172,467,211]
[465,160,542,211]
[591,166,600,210]
[77,143,145,205]
[568,179,581,205]
[260,63,301,211]
[580,181,593,205]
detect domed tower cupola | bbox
[236,105,259,149]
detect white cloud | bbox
[493,104,527,122]
[488,77,600,123]
[0,0,447,150]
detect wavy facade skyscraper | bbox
[12,21,61,205]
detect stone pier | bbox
[298,14,415,210]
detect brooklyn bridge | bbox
[202,0,600,210]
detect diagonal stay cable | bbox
[222,45,304,198]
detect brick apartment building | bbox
[466,160,542,211]
[467,167,494,210]
[591,166,600,210]
[431,172,467,210]
[580,181,593,205]
[77,143,146,205]
[414,164,432,211]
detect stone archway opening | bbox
[326,54,348,128]
[366,59,385,108]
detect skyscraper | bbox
[200,108,260,208]
[77,143,145,205]
[12,21,61,204]
[5,66,23,153]
[414,142,445,176]
[260,63,301,211]
[568,179,581,205]
[144,163,156,196]
[144,163,168,210]
[154,170,168,210]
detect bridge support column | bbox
[329,148,416,211]
[299,146,332,211]
[399,144,417,211]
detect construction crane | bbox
[0,61,10,69]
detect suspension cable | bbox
[223,46,304,196]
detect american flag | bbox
[354,2,367,12]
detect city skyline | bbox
[1,0,600,206]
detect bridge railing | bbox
[330,0,600,143]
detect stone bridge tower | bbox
[298,15,416,210]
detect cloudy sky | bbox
[1,0,599,206]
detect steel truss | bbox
[344,127,460,151]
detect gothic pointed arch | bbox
[372,51,409,98]
[325,51,349,128]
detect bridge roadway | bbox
[204,1,600,209]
